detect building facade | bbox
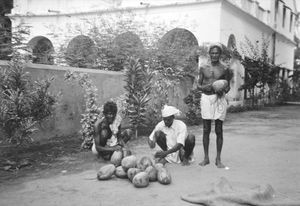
[3,0,300,104]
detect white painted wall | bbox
[220,1,274,56]
[221,1,295,70]
[11,0,216,15]
[11,1,223,50]
[275,36,295,70]
[256,0,272,11]
[8,0,297,104]
[135,2,222,44]
[12,0,122,15]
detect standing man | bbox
[92,101,131,160]
[148,105,195,165]
[197,43,231,168]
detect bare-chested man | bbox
[197,44,231,168]
[92,101,132,160]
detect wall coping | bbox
[8,0,221,17]
[0,60,124,75]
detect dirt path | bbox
[0,105,300,206]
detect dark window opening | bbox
[289,13,293,32]
[282,6,286,28]
[275,0,279,22]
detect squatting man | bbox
[148,105,195,166]
[92,101,132,160]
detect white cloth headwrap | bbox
[161,105,181,118]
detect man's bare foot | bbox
[181,157,190,166]
[215,159,225,168]
[199,159,210,166]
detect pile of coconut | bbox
[97,150,171,188]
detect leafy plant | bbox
[49,11,201,131]
[64,71,102,149]
[0,22,30,60]
[0,21,56,145]
[183,89,202,125]
[240,35,280,107]
[64,70,129,148]
[145,66,182,126]
[124,58,151,139]
[0,54,57,145]
[49,11,149,70]
[64,35,97,68]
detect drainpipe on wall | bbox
[272,32,276,64]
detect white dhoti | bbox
[201,93,227,121]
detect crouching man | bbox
[148,105,195,165]
[92,101,131,160]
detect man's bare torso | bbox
[199,62,227,86]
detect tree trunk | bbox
[134,126,138,139]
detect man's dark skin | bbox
[197,45,231,168]
[148,115,195,166]
[94,111,122,153]
[94,102,129,160]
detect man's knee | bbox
[203,126,211,134]
[122,129,133,143]
[185,134,195,152]
[186,134,195,146]
[154,131,167,151]
[154,130,166,141]
[203,120,211,134]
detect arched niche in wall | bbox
[110,31,144,71]
[158,28,199,75]
[65,35,96,68]
[0,16,12,60]
[28,36,54,65]
[226,34,241,60]
[227,34,237,51]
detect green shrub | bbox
[183,89,202,125]
[0,58,57,144]
[124,58,151,138]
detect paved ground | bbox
[0,105,300,206]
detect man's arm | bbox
[148,138,156,149]
[116,124,125,146]
[197,66,213,93]
[94,136,122,152]
[148,127,158,149]
[154,143,183,158]
[224,68,232,93]
[94,121,121,152]
[167,143,183,154]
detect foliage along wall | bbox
[0,60,194,140]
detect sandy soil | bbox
[0,105,300,206]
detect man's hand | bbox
[215,90,225,97]
[224,86,230,93]
[113,145,123,151]
[199,84,213,93]
[118,139,125,147]
[154,150,168,159]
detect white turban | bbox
[161,105,181,118]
